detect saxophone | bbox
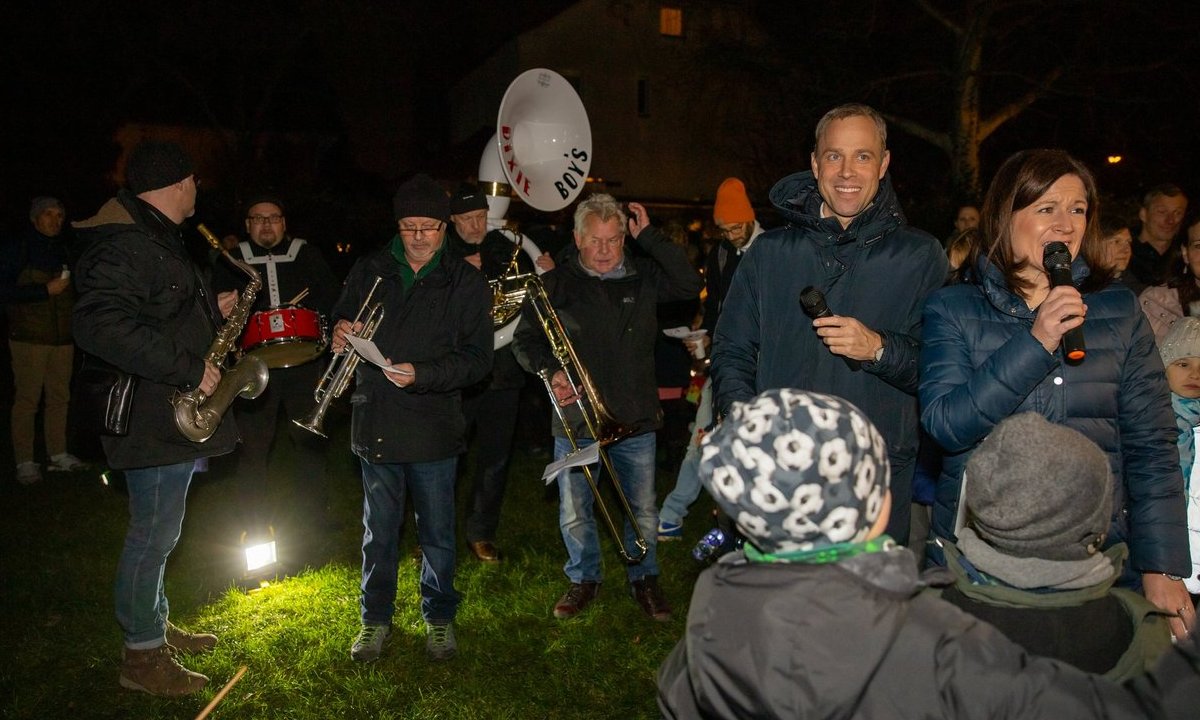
[172,224,270,442]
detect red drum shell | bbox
[240,306,327,369]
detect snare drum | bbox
[240,306,327,369]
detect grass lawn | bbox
[0,407,718,719]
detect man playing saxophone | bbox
[511,194,703,622]
[73,141,237,697]
[333,174,492,664]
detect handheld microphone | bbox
[800,286,859,370]
[800,286,833,319]
[1041,242,1086,364]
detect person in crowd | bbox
[938,412,1174,679]
[920,148,1192,641]
[72,141,235,696]
[212,192,340,543]
[1126,184,1188,295]
[1140,212,1200,344]
[444,184,552,562]
[1100,213,1133,280]
[652,220,701,477]
[0,196,85,483]
[951,203,980,242]
[711,103,947,544]
[658,177,764,541]
[511,193,702,622]
[335,174,491,664]
[657,388,1200,720]
[1158,317,1200,594]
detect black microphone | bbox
[1042,242,1086,364]
[800,286,833,319]
[800,286,859,370]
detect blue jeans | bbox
[114,461,195,649]
[659,377,712,526]
[553,432,660,584]
[360,457,459,625]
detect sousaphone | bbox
[480,68,592,349]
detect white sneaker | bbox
[16,462,42,485]
[47,453,87,472]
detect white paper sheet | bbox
[345,334,411,374]
[541,442,601,484]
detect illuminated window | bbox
[660,7,683,37]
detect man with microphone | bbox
[711,104,946,544]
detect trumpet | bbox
[293,276,384,438]
[524,276,648,563]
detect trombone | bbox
[524,277,648,563]
[293,276,384,438]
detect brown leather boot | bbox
[166,622,218,654]
[119,644,209,697]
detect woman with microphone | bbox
[919,149,1193,640]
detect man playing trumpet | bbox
[512,194,702,622]
[332,175,492,663]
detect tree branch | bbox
[911,0,962,36]
[978,66,1063,141]
[881,113,953,154]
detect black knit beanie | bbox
[393,174,449,222]
[126,141,195,194]
[449,183,489,215]
[242,190,286,217]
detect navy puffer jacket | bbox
[920,254,1188,577]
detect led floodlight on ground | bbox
[240,526,278,576]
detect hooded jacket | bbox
[333,243,492,464]
[510,225,703,439]
[72,191,238,469]
[657,547,1179,719]
[711,172,946,496]
[920,254,1188,577]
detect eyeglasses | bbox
[399,222,444,237]
[247,215,284,225]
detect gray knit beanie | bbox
[699,389,890,553]
[965,413,1112,560]
[125,141,195,194]
[393,174,449,222]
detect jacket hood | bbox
[72,196,135,233]
[688,548,922,718]
[768,170,905,242]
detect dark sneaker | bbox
[630,575,672,622]
[119,644,208,697]
[657,520,683,541]
[553,582,599,619]
[425,621,457,661]
[351,623,391,662]
[166,622,217,654]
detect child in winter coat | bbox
[1158,317,1200,594]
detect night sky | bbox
[3,0,1199,242]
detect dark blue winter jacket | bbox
[711,171,946,501]
[920,254,1189,577]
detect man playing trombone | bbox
[511,194,703,622]
[330,175,492,663]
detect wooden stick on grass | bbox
[193,665,248,720]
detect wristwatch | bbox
[872,335,886,363]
